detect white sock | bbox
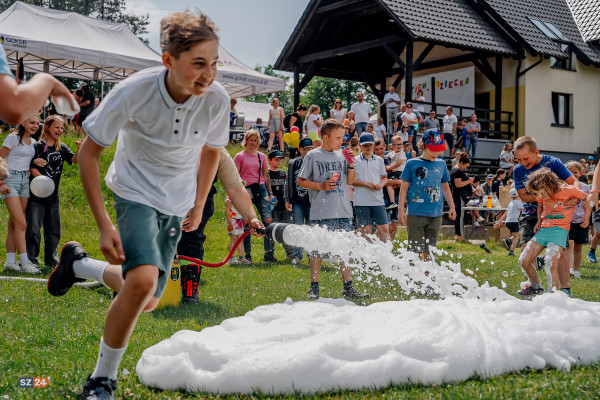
[6,253,16,263]
[73,257,108,286]
[90,337,127,380]
[19,253,29,264]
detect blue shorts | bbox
[113,194,183,298]
[355,205,388,227]
[2,170,30,199]
[533,226,569,249]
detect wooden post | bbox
[431,76,436,113]
[494,56,503,135]
[294,64,299,110]
[404,41,413,104]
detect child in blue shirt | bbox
[399,129,456,260]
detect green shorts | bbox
[533,226,568,249]
[113,194,183,298]
[406,214,442,253]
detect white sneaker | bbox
[477,216,485,223]
[4,262,20,272]
[237,256,251,264]
[228,257,239,265]
[572,269,582,278]
[473,222,480,227]
[20,261,41,274]
[291,257,301,266]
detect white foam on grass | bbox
[136,225,600,394]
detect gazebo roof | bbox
[275,0,600,79]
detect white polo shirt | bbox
[353,153,387,206]
[83,66,230,217]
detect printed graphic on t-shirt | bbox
[410,165,443,204]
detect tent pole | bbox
[101,66,104,100]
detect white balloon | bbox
[30,175,55,198]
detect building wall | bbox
[523,56,600,154]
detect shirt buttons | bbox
[176,119,180,123]
[194,131,198,134]
[174,130,178,134]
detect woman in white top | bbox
[306,104,323,147]
[330,98,346,123]
[0,115,40,273]
[499,142,515,176]
[267,97,285,152]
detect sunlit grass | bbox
[1,133,599,398]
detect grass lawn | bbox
[1,135,599,399]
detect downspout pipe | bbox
[515,55,544,138]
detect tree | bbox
[301,76,377,117]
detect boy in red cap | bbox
[399,129,456,260]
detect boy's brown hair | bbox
[526,168,561,196]
[320,118,344,138]
[160,11,219,58]
[514,136,538,152]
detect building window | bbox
[551,92,572,127]
[551,43,573,70]
[530,18,575,71]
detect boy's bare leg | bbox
[548,246,564,291]
[389,221,398,241]
[565,240,574,270]
[510,233,520,252]
[103,265,125,292]
[310,256,322,282]
[376,224,391,242]
[573,243,583,271]
[102,264,159,349]
[519,241,545,284]
[558,254,571,289]
[340,261,352,282]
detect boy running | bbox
[47,11,229,399]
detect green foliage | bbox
[1,139,600,398]
[301,77,377,116]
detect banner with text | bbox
[400,66,475,116]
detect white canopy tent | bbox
[216,46,286,98]
[236,100,273,128]
[0,1,286,97]
[0,1,162,83]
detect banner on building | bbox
[400,66,475,115]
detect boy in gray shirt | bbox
[298,118,369,300]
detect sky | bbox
[125,0,311,70]
[137,224,600,394]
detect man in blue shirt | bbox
[513,136,577,296]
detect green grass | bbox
[1,133,600,399]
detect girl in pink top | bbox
[518,168,591,297]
